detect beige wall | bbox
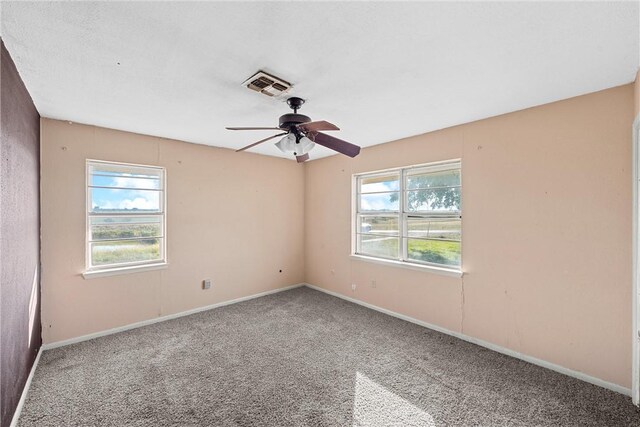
[633,70,640,117]
[40,119,305,344]
[42,83,635,388]
[304,84,634,388]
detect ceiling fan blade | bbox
[297,120,340,133]
[226,127,282,131]
[296,153,309,163]
[308,132,361,158]
[236,132,288,152]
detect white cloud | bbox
[112,175,158,189]
[98,192,159,210]
[361,193,397,211]
[360,180,399,211]
[118,197,158,210]
[363,182,396,192]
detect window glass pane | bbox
[89,163,162,177]
[406,168,460,190]
[90,188,161,213]
[90,216,162,225]
[407,238,460,266]
[91,238,162,266]
[406,218,460,241]
[358,216,399,234]
[360,174,399,193]
[359,234,399,259]
[91,175,161,190]
[406,188,460,212]
[89,164,162,190]
[355,163,461,267]
[360,192,399,212]
[90,217,162,241]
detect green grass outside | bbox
[92,224,160,240]
[362,236,460,266]
[407,239,460,265]
[91,223,161,265]
[92,240,160,265]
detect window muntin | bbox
[355,161,461,270]
[86,160,166,271]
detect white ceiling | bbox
[1,1,638,160]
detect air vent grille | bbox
[242,71,292,98]
[249,76,273,90]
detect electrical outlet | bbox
[351,283,357,292]
[203,279,211,290]
[370,280,377,288]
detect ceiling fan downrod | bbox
[287,97,305,114]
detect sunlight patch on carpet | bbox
[353,372,435,426]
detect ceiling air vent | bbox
[243,71,292,98]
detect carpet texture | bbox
[17,287,640,426]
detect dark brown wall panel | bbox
[0,39,41,427]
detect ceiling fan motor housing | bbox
[279,113,311,129]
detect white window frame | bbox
[352,159,462,276]
[84,159,167,278]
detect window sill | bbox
[349,254,463,278]
[83,262,168,279]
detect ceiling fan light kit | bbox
[226,96,361,162]
[275,134,315,156]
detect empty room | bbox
[2,1,640,426]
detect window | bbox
[86,160,166,273]
[354,160,461,271]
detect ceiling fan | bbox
[226,97,360,163]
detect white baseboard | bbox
[10,348,42,427]
[43,283,304,350]
[303,283,631,397]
